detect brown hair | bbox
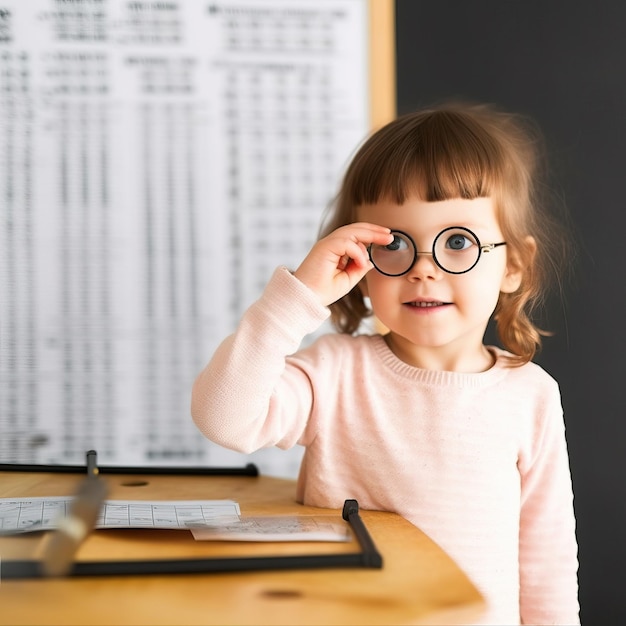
[319,101,572,366]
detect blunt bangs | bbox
[345,109,505,207]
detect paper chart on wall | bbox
[0,0,371,478]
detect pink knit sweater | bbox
[192,267,580,625]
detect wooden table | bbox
[0,470,484,625]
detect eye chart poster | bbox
[0,1,388,477]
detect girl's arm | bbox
[191,267,329,453]
[518,396,580,625]
[191,223,392,453]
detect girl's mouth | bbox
[405,300,447,308]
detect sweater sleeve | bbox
[518,386,580,625]
[191,266,330,453]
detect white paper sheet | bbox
[0,497,240,532]
[0,497,350,543]
[191,515,351,542]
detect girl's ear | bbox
[500,236,536,294]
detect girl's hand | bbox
[293,223,392,306]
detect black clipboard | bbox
[1,499,382,579]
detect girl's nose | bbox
[405,251,441,280]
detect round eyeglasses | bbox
[368,227,507,276]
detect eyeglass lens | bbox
[368,227,482,276]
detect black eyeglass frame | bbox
[368,226,507,276]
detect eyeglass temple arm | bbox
[481,242,507,253]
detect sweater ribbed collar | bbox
[370,334,512,388]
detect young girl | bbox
[191,102,580,625]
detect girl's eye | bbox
[386,234,409,252]
[445,233,473,251]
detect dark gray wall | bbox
[395,2,626,624]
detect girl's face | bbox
[357,196,522,372]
